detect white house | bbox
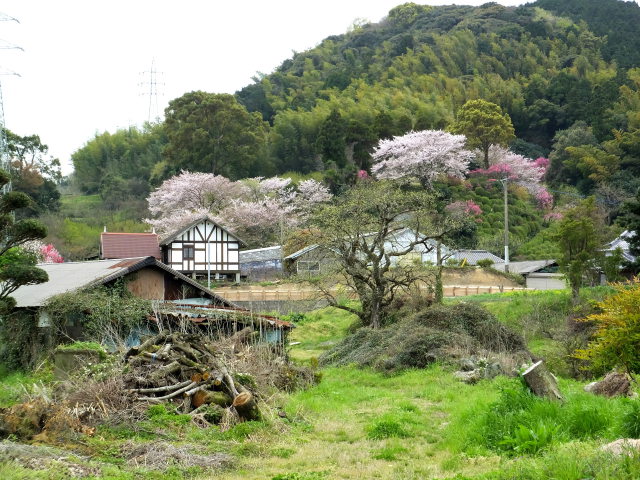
[160,216,246,282]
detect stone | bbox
[459,358,476,372]
[584,371,632,397]
[600,439,640,456]
[454,369,482,384]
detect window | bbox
[298,261,320,272]
[183,245,195,260]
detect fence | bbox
[216,285,527,302]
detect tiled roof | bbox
[101,233,161,260]
[452,250,504,265]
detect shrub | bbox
[477,259,494,268]
[321,302,527,371]
[574,280,640,374]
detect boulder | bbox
[600,439,640,456]
[584,371,632,397]
[454,370,483,384]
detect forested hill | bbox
[534,0,640,69]
[236,0,640,172]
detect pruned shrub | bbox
[321,302,528,371]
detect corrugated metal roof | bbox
[284,244,320,261]
[11,257,237,308]
[240,246,282,263]
[100,232,161,260]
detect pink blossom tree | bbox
[371,130,474,187]
[22,240,64,263]
[471,145,552,209]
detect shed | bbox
[493,260,564,290]
[239,246,283,281]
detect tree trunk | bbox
[435,242,443,304]
[522,360,564,402]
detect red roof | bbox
[100,233,161,260]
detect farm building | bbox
[239,246,283,281]
[493,260,564,290]
[8,257,292,354]
[159,216,246,282]
[11,256,236,314]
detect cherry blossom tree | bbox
[471,145,552,209]
[147,171,249,217]
[371,130,474,187]
[145,172,332,246]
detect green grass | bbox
[3,293,638,479]
[287,306,357,364]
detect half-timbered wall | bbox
[165,220,240,274]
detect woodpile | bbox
[124,332,261,422]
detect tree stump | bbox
[522,360,564,402]
[232,392,260,421]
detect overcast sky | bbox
[0,0,627,174]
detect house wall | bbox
[165,220,240,275]
[126,268,165,299]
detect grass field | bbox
[1,289,639,479]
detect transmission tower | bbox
[0,12,20,195]
[139,58,164,123]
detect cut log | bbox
[232,391,260,421]
[129,380,193,394]
[149,360,182,384]
[522,360,564,402]
[193,391,233,408]
[138,381,197,401]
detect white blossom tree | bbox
[145,172,332,246]
[371,130,474,187]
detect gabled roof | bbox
[240,245,283,263]
[284,244,321,261]
[493,260,558,275]
[100,232,161,260]
[11,257,237,308]
[452,250,504,266]
[159,216,247,247]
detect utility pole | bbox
[501,178,509,273]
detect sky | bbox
[0,0,628,174]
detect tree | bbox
[315,109,348,169]
[471,145,552,208]
[5,129,61,218]
[450,99,515,168]
[553,197,603,304]
[145,172,331,247]
[163,92,270,179]
[310,180,453,328]
[371,130,473,188]
[0,169,48,313]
